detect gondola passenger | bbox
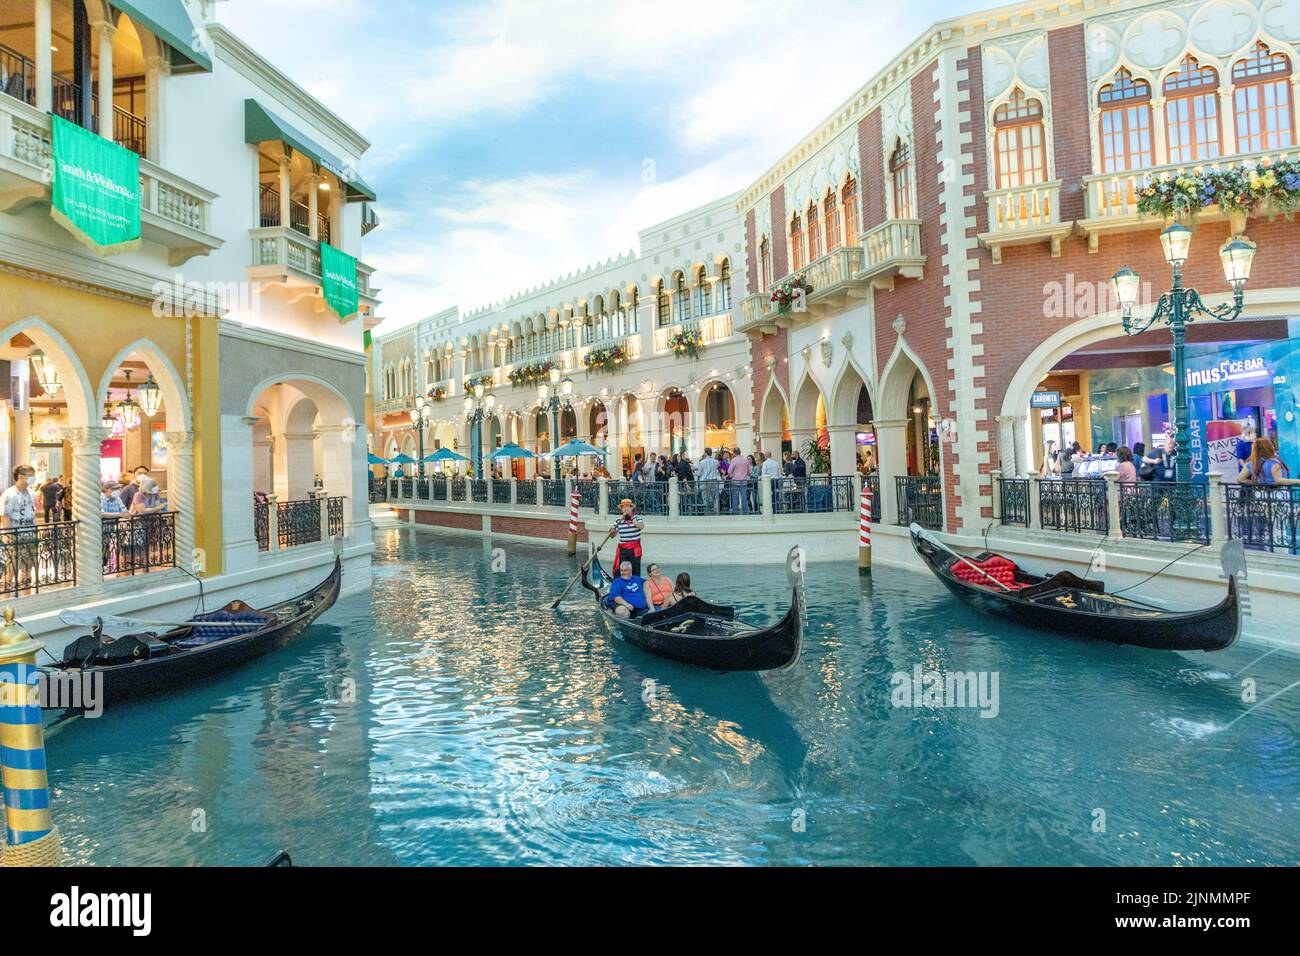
[646,563,675,610]
[606,561,649,619]
[611,498,644,575]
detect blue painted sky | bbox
[216,0,1000,332]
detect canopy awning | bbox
[244,99,377,202]
[111,1,211,72]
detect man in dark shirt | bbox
[40,477,63,524]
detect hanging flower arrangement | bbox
[508,360,555,388]
[583,345,627,374]
[771,275,813,314]
[667,328,704,359]
[427,384,447,402]
[463,373,494,393]
[1136,158,1300,221]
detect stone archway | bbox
[876,339,945,528]
[830,360,875,474]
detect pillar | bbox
[144,53,169,165]
[281,433,316,500]
[162,431,197,575]
[996,415,1019,478]
[826,423,857,476]
[1104,471,1121,539]
[307,174,321,240]
[874,418,909,525]
[1208,473,1226,544]
[278,154,292,229]
[60,427,109,593]
[34,0,52,114]
[93,19,115,142]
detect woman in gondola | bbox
[673,572,697,603]
[646,563,675,611]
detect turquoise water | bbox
[48,527,1300,866]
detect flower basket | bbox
[770,275,813,315]
[667,329,704,359]
[508,360,555,388]
[1136,159,1300,224]
[582,345,627,374]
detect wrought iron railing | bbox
[368,482,387,503]
[608,480,669,517]
[516,479,538,506]
[327,497,345,538]
[895,475,943,530]
[491,479,512,504]
[680,480,726,516]
[998,477,1031,527]
[864,474,880,519]
[469,479,489,503]
[413,478,428,500]
[1119,482,1211,545]
[430,476,448,501]
[255,500,270,551]
[451,478,467,502]
[277,499,323,549]
[0,521,76,598]
[574,479,600,511]
[1037,479,1108,535]
[1225,485,1300,555]
[541,479,567,508]
[102,513,176,577]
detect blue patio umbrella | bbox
[547,439,606,458]
[389,454,417,465]
[424,447,469,463]
[490,442,536,460]
[367,453,388,465]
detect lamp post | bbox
[409,396,433,478]
[1111,223,1256,484]
[463,384,496,479]
[537,366,575,480]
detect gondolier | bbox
[611,498,644,576]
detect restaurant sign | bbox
[50,115,141,254]
[1030,390,1062,409]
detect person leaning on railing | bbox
[0,465,39,592]
[128,477,166,566]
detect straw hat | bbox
[619,498,634,509]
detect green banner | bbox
[50,114,141,255]
[363,330,372,350]
[320,241,360,321]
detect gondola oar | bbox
[58,610,266,631]
[909,523,1013,592]
[551,529,616,609]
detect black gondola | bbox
[909,525,1242,652]
[45,557,342,708]
[581,546,805,671]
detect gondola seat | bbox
[174,601,277,649]
[950,555,1026,591]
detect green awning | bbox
[244,99,377,203]
[111,1,211,72]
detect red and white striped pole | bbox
[566,489,580,556]
[858,485,873,576]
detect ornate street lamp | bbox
[538,367,575,479]
[464,390,495,478]
[29,348,61,396]
[409,396,433,478]
[1111,223,1256,485]
[116,370,142,430]
[137,372,163,418]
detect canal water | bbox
[48,527,1300,866]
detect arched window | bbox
[719,260,732,311]
[656,280,671,328]
[593,296,606,341]
[1164,55,1221,162]
[696,267,712,316]
[842,177,858,243]
[674,271,691,323]
[1098,68,1152,172]
[610,290,623,337]
[806,200,820,262]
[1232,42,1294,153]
[759,237,772,292]
[823,189,840,251]
[993,88,1047,188]
[789,212,804,271]
[889,140,914,219]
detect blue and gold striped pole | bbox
[0,607,62,866]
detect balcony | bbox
[858,219,926,290]
[1078,147,1300,251]
[803,246,868,316]
[249,226,380,313]
[0,93,222,264]
[374,396,412,416]
[979,180,1071,263]
[652,312,734,353]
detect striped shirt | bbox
[615,514,643,544]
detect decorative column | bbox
[60,427,110,593]
[144,53,169,165]
[162,431,197,575]
[307,173,321,240]
[996,415,1019,478]
[34,0,52,114]
[1104,471,1121,539]
[93,18,115,142]
[278,154,292,228]
[1218,86,1237,157]
[826,423,858,475]
[1010,415,1029,478]
[873,418,909,526]
[1208,473,1226,545]
[1150,96,1167,167]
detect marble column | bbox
[93,19,115,142]
[35,0,52,114]
[60,427,111,592]
[162,431,197,575]
[873,418,910,526]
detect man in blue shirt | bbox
[606,560,648,619]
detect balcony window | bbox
[823,190,840,251]
[842,177,859,242]
[719,261,732,311]
[1164,56,1221,163]
[790,212,804,271]
[628,287,640,334]
[806,201,821,262]
[993,89,1048,188]
[890,140,915,219]
[674,272,691,323]
[1232,43,1294,153]
[1098,68,1153,173]
[696,268,712,316]
[656,281,671,328]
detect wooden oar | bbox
[551,529,616,609]
[910,524,1014,592]
[59,609,266,632]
